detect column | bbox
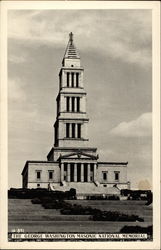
[70,163,72,182]
[67,163,70,182]
[81,163,84,182]
[60,163,64,182]
[93,163,97,182]
[69,97,72,112]
[74,97,77,112]
[74,73,77,87]
[75,124,78,138]
[69,123,72,138]
[87,164,91,182]
[74,163,77,182]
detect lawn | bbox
[8,199,152,234]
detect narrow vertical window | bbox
[67,72,70,87]
[57,99,59,115]
[66,97,70,112]
[77,124,81,138]
[60,73,62,84]
[71,72,74,87]
[76,73,79,87]
[59,74,62,88]
[72,97,75,112]
[66,123,70,138]
[72,123,75,138]
[77,97,80,112]
[115,172,120,181]
[48,171,54,180]
[36,171,41,179]
[103,172,107,181]
[54,124,58,146]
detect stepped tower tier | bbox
[48,33,97,161]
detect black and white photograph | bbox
[0,1,160,249]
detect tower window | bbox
[77,124,81,138]
[77,97,80,112]
[76,73,79,87]
[72,123,75,138]
[36,171,41,179]
[54,123,58,146]
[66,97,70,112]
[66,123,70,138]
[48,171,54,180]
[59,74,62,86]
[115,172,120,181]
[67,72,70,87]
[71,73,74,87]
[56,95,60,115]
[72,97,75,112]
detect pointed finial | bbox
[69,32,73,44]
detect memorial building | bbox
[22,33,130,198]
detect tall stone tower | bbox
[47,33,98,162]
[22,33,130,195]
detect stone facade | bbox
[22,33,130,197]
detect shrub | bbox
[40,196,53,204]
[91,211,144,222]
[120,225,152,235]
[41,199,72,210]
[8,188,77,200]
[31,197,41,204]
[60,204,102,216]
[42,201,63,209]
[86,195,120,200]
[108,195,120,200]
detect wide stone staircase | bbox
[51,182,120,196]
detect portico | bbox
[60,162,97,183]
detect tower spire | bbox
[63,32,80,62]
[69,32,73,44]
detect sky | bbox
[8,9,152,190]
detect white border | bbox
[0,1,160,249]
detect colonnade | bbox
[67,72,79,88]
[66,96,80,112]
[66,123,81,138]
[60,163,97,183]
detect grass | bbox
[8,199,152,234]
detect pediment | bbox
[59,151,97,160]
